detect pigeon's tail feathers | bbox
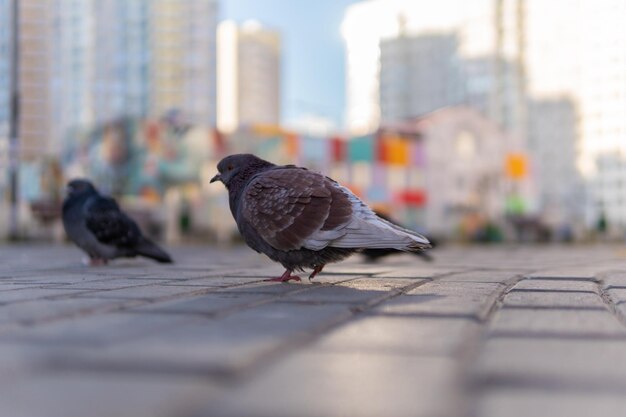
[135,238,173,263]
[347,216,431,251]
[304,214,431,251]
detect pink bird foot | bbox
[264,270,302,283]
[308,264,326,281]
[89,258,108,266]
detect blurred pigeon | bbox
[361,212,435,262]
[62,179,173,265]
[210,154,430,282]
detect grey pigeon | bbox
[62,179,173,265]
[210,154,430,282]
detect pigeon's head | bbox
[211,154,274,189]
[66,179,97,198]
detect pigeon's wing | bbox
[241,168,353,251]
[243,168,430,252]
[84,195,142,247]
[304,184,430,250]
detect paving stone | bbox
[514,279,599,292]
[0,287,96,304]
[606,287,626,303]
[601,271,626,289]
[159,276,264,288]
[477,389,626,417]
[604,287,626,317]
[206,274,359,295]
[437,269,525,283]
[372,281,504,320]
[503,290,605,308]
[281,278,419,304]
[0,283,50,291]
[373,266,463,279]
[0,313,200,346]
[318,263,393,275]
[206,351,465,417]
[0,372,221,417]
[42,279,175,290]
[337,277,420,291]
[313,315,479,356]
[472,338,626,386]
[71,285,214,301]
[526,267,604,280]
[129,292,272,315]
[0,297,138,327]
[489,309,626,337]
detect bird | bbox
[361,212,435,262]
[62,179,173,265]
[210,154,430,282]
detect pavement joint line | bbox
[508,288,598,294]
[487,331,626,340]
[481,274,526,323]
[364,310,483,322]
[500,305,607,311]
[453,273,527,416]
[597,279,626,328]
[0,298,147,333]
[473,373,626,395]
[44,356,239,381]
[524,277,602,282]
[126,294,284,320]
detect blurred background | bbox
[0,0,623,245]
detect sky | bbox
[221,0,361,130]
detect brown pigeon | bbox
[210,154,430,282]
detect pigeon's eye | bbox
[227,165,234,171]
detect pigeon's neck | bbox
[227,161,274,217]
[62,190,99,213]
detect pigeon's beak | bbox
[210,173,222,184]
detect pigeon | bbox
[62,179,173,265]
[210,154,430,282]
[361,212,435,262]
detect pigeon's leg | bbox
[308,264,326,281]
[86,257,107,267]
[264,269,302,283]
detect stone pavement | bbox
[2,244,626,417]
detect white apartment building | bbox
[217,20,281,133]
[2,0,218,157]
[341,0,520,135]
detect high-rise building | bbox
[51,0,95,150]
[17,0,55,158]
[527,98,583,228]
[92,0,151,125]
[379,33,465,123]
[151,0,217,126]
[523,0,626,228]
[217,20,281,133]
[94,0,218,127]
[0,0,9,139]
[3,0,218,158]
[342,0,524,135]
